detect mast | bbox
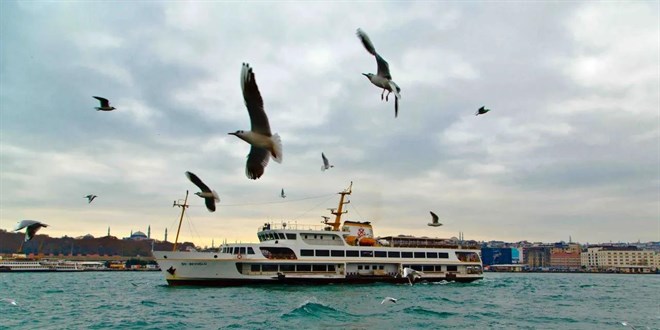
[328,182,352,231]
[172,190,189,252]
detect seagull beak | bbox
[362,73,369,78]
[228,132,237,136]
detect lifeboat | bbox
[358,237,376,246]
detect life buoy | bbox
[237,254,242,259]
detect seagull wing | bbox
[13,220,41,231]
[186,171,211,193]
[322,153,329,166]
[204,197,216,212]
[241,63,272,136]
[93,96,110,107]
[356,29,392,79]
[430,211,439,224]
[245,146,270,180]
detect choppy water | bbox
[1,272,658,329]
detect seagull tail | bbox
[212,190,220,202]
[270,133,283,164]
[389,81,401,100]
[321,165,326,171]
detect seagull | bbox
[93,96,116,111]
[356,28,401,118]
[321,152,334,171]
[428,211,443,227]
[621,322,637,329]
[229,63,282,180]
[381,297,397,304]
[280,189,286,198]
[185,171,219,212]
[1,298,17,306]
[402,267,423,286]
[13,220,48,242]
[85,194,97,204]
[475,106,490,116]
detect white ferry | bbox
[0,258,105,272]
[153,183,483,286]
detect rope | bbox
[289,194,338,222]
[188,193,336,207]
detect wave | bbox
[281,299,358,320]
[403,306,456,318]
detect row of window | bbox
[249,263,337,272]
[403,264,459,272]
[300,249,450,259]
[221,247,256,255]
[258,232,298,242]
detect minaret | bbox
[107,227,110,237]
[164,228,168,242]
[148,225,151,239]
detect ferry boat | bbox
[153,183,483,286]
[0,258,106,272]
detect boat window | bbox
[300,249,314,257]
[278,233,285,239]
[401,252,413,258]
[331,250,345,257]
[360,251,373,257]
[364,265,370,270]
[357,265,363,270]
[328,265,336,272]
[435,265,443,272]
[427,252,438,258]
[286,233,296,240]
[314,235,317,239]
[262,264,278,272]
[247,247,255,255]
[375,251,386,258]
[388,251,400,258]
[233,248,239,255]
[379,265,384,270]
[439,252,449,259]
[447,265,458,272]
[251,264,260,272]
[280,264,295,272]
[412,265,423,271]
[312,265,326,272]
[422,265,434,272]
[297,264,311,271]
[239,247,246,255]
[315,250,330,257]
[346,250,359,257]
[304,235,308,239]
[414,252,426,258]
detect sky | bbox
[1,1,658,247]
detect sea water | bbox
[0,272,658,329]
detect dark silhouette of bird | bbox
[280,189,286,198]
[321,152,334,171]
[85,194,97,204]
[185,171,219,212]
[356,28,401,118]
[228,63,282,180]
[93,96,116,111]
[428,211,443,227]
[475,106,491,116]
[13,220,48,242]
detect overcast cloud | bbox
[1,1,658,246]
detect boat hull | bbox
[165,275,480,286]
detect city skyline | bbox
[1,2,658,247]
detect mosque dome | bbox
[130,231,148,240]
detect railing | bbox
[257,222,335,232]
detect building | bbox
[123,230,149,241]
[524,246,552,268]
[550,251,581,270]
[581,246,659,273]
[481,248,513,266]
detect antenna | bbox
[172,190,189,252]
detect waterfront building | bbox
[481,248,513,266]
[550,251,581,270]
[524,246,552,268]
[581,246,659,273]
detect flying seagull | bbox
[428,211,443,227]
[92,96,116,111]
[321,152,334,171]
[13,220,48,242]
[475,106,490,116]
[356,28,401,118]
[280,189,286,198]
[185,171,219,212]
[381,297,397,304]
[402,267,423,286]
[85,194,97,204]
[229,63,283,180]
